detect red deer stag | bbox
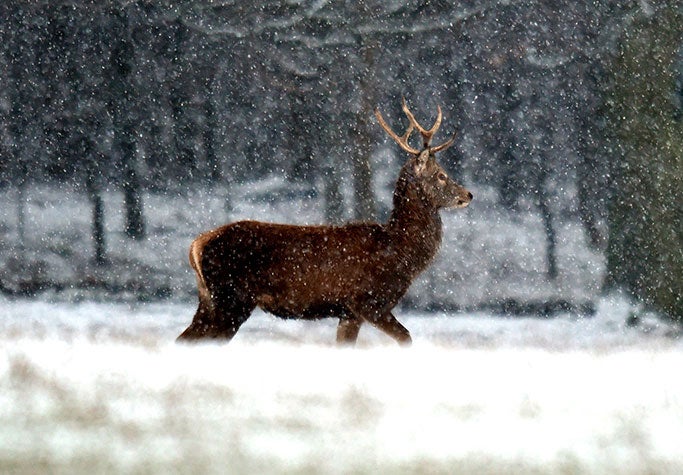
[177,98,472,345]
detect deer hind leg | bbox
[178,237,254,342]
[177,292,254,342]
[336,317,363,346]
[364,311,412,346]
[177,297,213,341]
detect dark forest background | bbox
[0,1,681,321]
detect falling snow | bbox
[1,1,682,473]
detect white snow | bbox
[1,295,682,473]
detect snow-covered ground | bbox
[2,295,682,474]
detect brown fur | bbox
[178,102,472,345]
[177,154,472,345]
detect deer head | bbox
[375,98,472,209]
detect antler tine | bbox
[401,97,442,147]
[429,131,457,154]
[374,108,420,155]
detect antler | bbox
[401,97,442,148]
[429,133,456,154]
[374,107,420,155]
[375,98,456,156]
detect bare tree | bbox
[108,6,145,240]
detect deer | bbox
[177,98,472,346]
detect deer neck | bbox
[386,176,443,274]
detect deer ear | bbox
[413,150,430,175]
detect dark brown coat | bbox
[178,101,472,345]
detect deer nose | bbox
[467,192,473,200]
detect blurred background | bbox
[0,0,680,322]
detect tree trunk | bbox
[287,89,316,187]
[351,116,376,221]
[123,161,145,241]
[16,174,26,253]
[169,19,197,178]
[604,4,683,321]
[84,167,107,266]
[204,81,221,182]
[350,40,377,221]
[323,163,345,225]
[498,148,518,210]
[498,80,522,210]
[576,105,607,250]
[537,180,558,280]
[91,190,107,266]
[109,9,145,241]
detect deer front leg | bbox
[365,311,412,346]
[336,317,362,346]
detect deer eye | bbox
[437,173,447,182]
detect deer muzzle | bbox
[450,189,473,208]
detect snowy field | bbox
[2,295,683,474]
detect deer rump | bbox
[196,220,412,323]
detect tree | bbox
[4,5,40,258]
[349,38,378,221]
[77,136,107,266]
[108,6,145,240]
[605,3,683,321]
